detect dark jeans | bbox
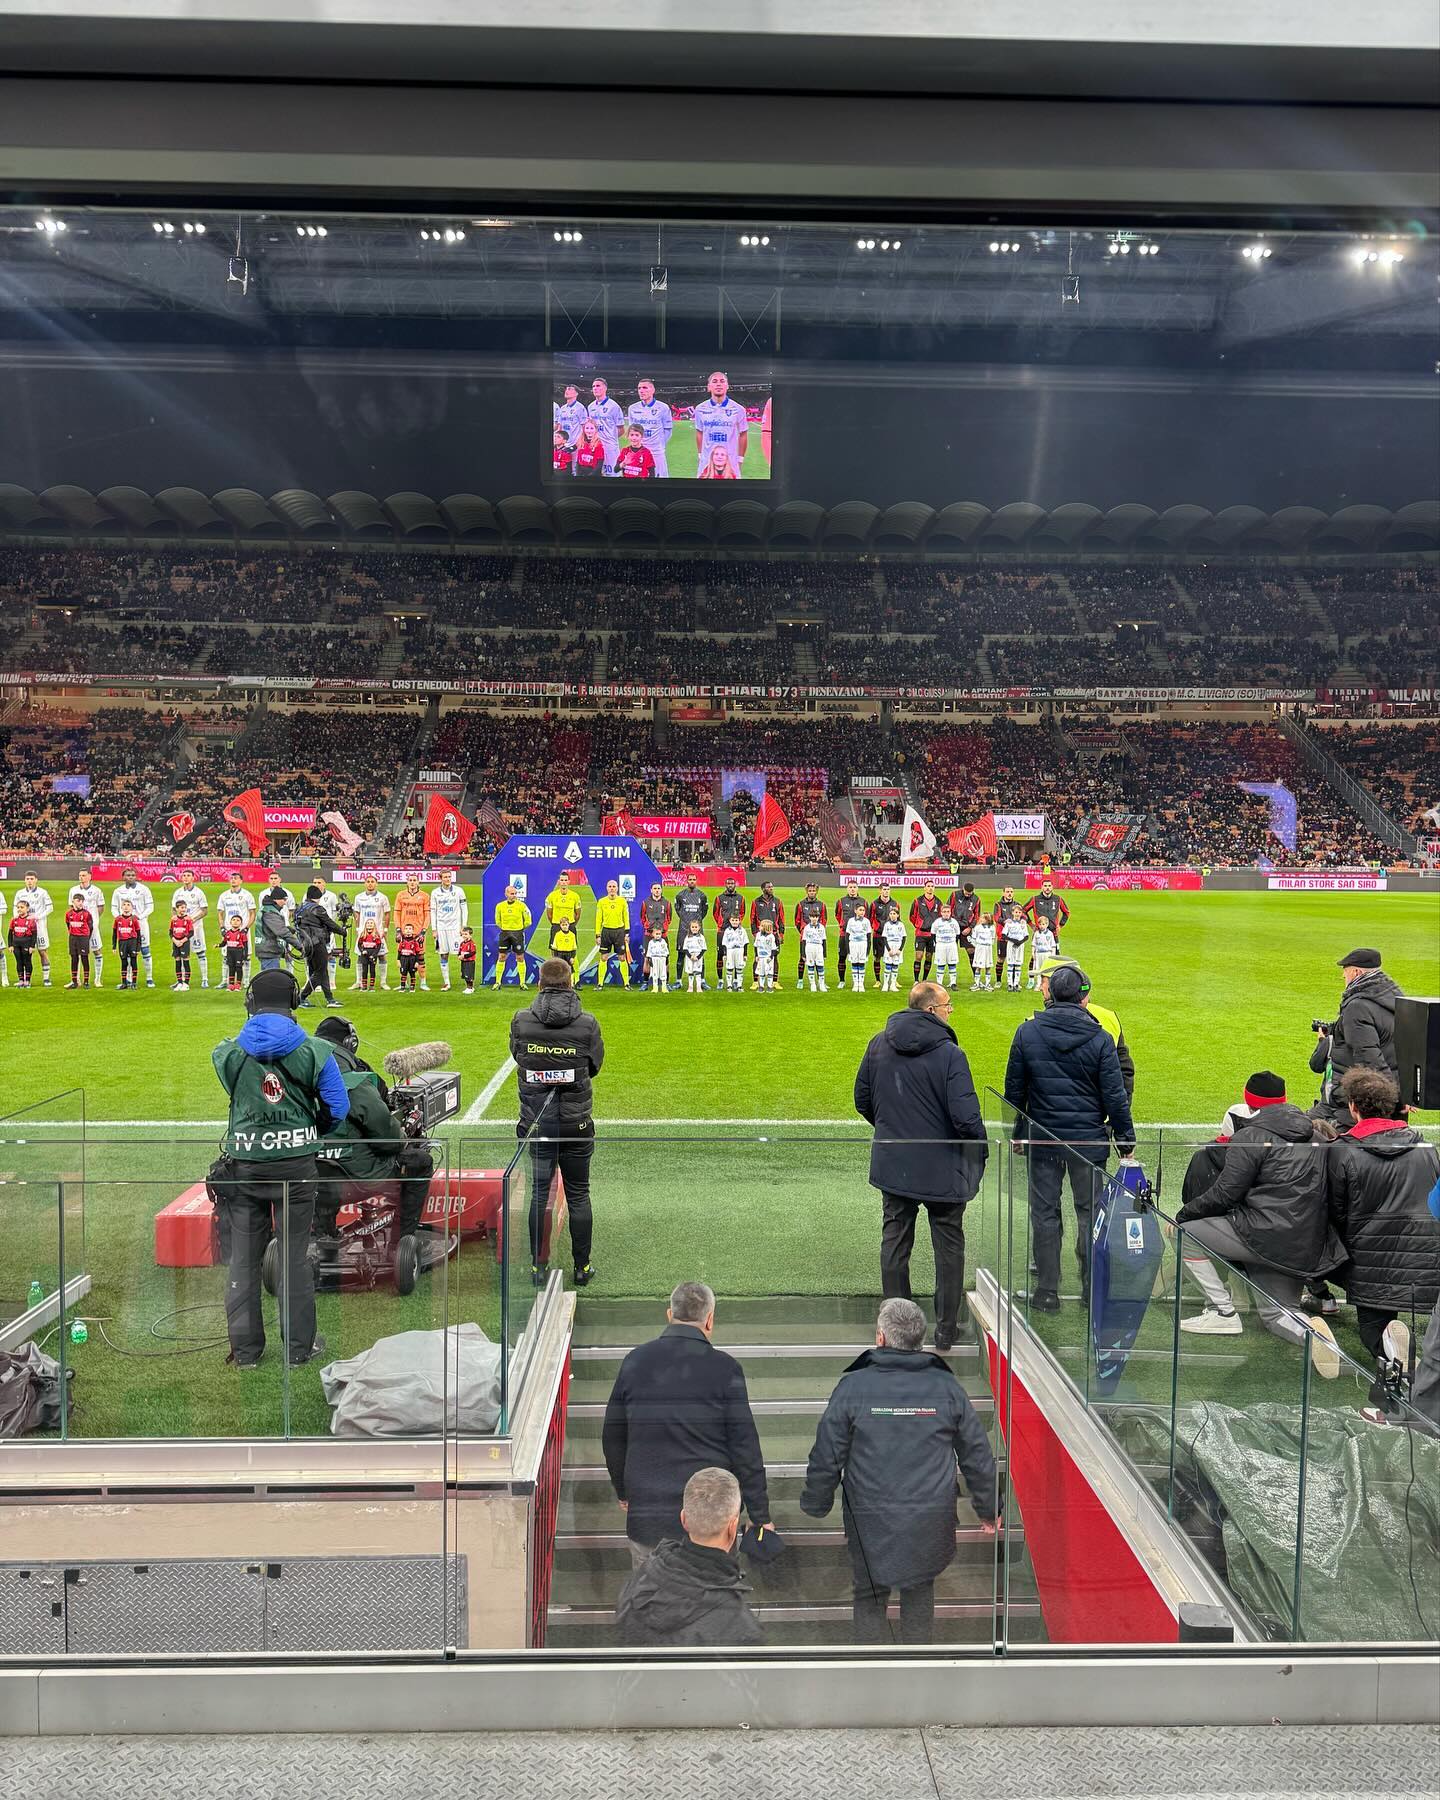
[216,1156,317,1364]
[300,945,333,1003]
[880,1193,967,1337]
[1026,1145,1103,1297]
[529,1120,595,1269]
[851,1562,936,1645]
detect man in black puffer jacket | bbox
[1326,1067,1440,1417]
[855,981,988,1352]
[1174,1070,1344,1374]
[295,884,345,1008]
[1003,964,1134,1312]
[616,1468,764,1648]
[1309,948,1403,1124]
[510,956,605,1286]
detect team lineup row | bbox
[551,370,771,480]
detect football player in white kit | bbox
[68,867,107,988]
[350,875,392,990]
[692,370,749,479]
[802,918,828,992]
[931,902,961,992]
[845,910,872,992]
[586,376,625,475]
[171,868,212,988]
[721,919,749,993]
[880,907,907,992]
[627,378,674,478]
[429,869,469,992]
[19,872,54,986]
[554,382,588,448]
[110,866,155,986]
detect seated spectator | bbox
[1325,1067,1440,1420]
[1174,1071,1345,1371]
[615,1466,765,1648]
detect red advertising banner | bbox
[1024,867,1204,891]
[88,859,278,883]
[262,806,317,831]
[660,864,748,887]
[625,816,714,840]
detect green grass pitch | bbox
[4,882,1437,1437]
[637,423,768,480]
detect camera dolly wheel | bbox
[394,1234,420,1296]
[260,1237,279,1297]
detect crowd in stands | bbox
[0,709,176,854]
[1178,569,1319,636]
[1317,723,1440,833]
[1066,567,1195,632]
[986,634,1157,686]
[394,626,597,684]
[1312,567,1436,638]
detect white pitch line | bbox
[9,1118,1435,1135]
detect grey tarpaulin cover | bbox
[0,1342,69,1436]
[321,1325,502,1437]
[1113,1402,1439,1641]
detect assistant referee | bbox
[594,879,632,986]
[493,883,533,987]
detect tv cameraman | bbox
[309,1016,437,1247]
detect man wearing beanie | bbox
[295,882,347,1009]
[1174,1069,1345,1377]
[1309,948,1403,1125]
[211,967,350,1367]
[510,956,605,1288]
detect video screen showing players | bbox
[549,358,773,482]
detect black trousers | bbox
[529,1121,595,1269]
[299,944,333,1003]
[880,1193,967,1337]
[215,1155,317,1365]
[912,936,934,980]
[1027,1146,1102,1298]
[851,1558,936,1645]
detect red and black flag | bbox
[167,809,217,856]
[423,792,477,857]
[222,787,269,857]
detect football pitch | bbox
[637,427,769,481]
[5,884,1437,1438]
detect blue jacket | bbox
[1003,1001,1134,1153]
[218,1014,350,1128]
[854,1008,988,1205]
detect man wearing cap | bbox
[1038,957,1135,1102]
[1309,949,1404,1125]
[1172,1070,1343,1373]
[1003,963,1135,1312]
[211,968,350,1368]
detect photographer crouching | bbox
[310,1016,440,1259]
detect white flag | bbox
[321,809,363,856]
[899,804,937,864]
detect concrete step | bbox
[567,1360,986,1407]
[550,1532,1029,1610]
[543,1601,1043,1649]
[572,1293,972,1350]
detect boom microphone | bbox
[383,1041,453,1081]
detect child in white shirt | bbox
[721,921,749,993]
[644,927,669,993]
[880,908,906,993]
[1002,908,1029,992]
[802,919,828,992]
[970,918,996,991]
[753,922,778,991]
[845,911,872,992]
[931,903,961,991]
[682,928,707,993]
[1029,923,1058,990]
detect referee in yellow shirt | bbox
[593,878,632,987]
[493,884,534,987]
[545,872,582,954]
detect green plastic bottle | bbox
[69,1320,88,1346]
[27,1279,44,1308]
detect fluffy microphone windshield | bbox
[383,1041,453,1082]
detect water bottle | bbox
[27,1279,44,1308]
[69,1320,88,1346]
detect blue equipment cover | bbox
[1089,1159,1164,1392]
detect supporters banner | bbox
[1054,686,1314,703]
[947,813,998,861]
[1267,873,1389,891]
[1025,868,1203,891]
[624,816,714,840]
[1073,812,1145,865]
[89,859,278,883]
[661,864,747,887]
[52,775,91,796]
[321,810,363,857]
[222,788,269,856]
[753,792,791,858]
[899,805,938,864]
[1236,780,1298,853]
[262,806,317,832]
[994,813,1046,838]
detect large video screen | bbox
[549,356,773,483]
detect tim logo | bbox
[260,1071,286,1105]
[618,874,637,900]
[563,840,584,865]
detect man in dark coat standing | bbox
[1309,948,1404,1123]
[615,1467,764,1648]
[1326,1067,1440,1417]
[1004,963,1134,1312]
[801,1297,999,1644]
[854,980,988,1352]
[602,1282,771,1564]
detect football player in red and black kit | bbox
[640,882,672,942]
[792,881,827,988]
[834,878,870,988]
[909,879,946,982]
[749,879,785,979]
[1022,880,1070,939]
[711,877,747,984]
[991,885,1020,933]
[953,882,982,976]
[868,882,896,981]
[615,423,657,480]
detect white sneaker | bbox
[1179,1308,1242,1336]
[1307,1315,1341,1380]
[1382,1320,1411,1369]
[819,982,828,993]
[419,981,429,991]
[201,980,210,989]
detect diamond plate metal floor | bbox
[5,1725,1436,1800]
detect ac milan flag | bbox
[221,788,268,856]
[423,792,477,857]
[899,804,937,864]
[167,809,217,855]
[475,798,509,847]
[166,810,196,844]
[946,812,998,861]
[321,810,363,857]
[752,792,791,859]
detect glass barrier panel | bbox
[1,1183,65,1440]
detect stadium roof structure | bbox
[0,483,1435,553]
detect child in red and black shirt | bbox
[170,903,195,991]
[357,923,384,990]
[221,914,250,990]
[8,901,38,987]
[552,427,574,476]
[458,928,477,994]
[397,925,424,992]
[112,903,143,989]
[615,424,656,480]
[573,424,607,475]
[64,902,94,988]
